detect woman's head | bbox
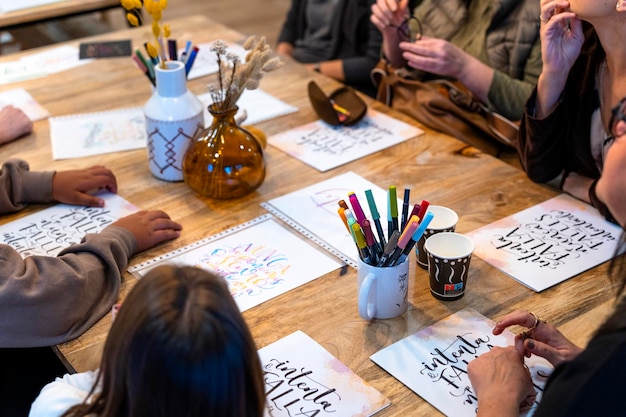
[597,99,626,229]
[69,265,265,417]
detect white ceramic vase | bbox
[144,61,204,181]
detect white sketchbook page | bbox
[0,0,62,13]
[0,46,92,85]
[128,215,341,312]
[370,308,553,417]
[267,108,423,172]
[186,41,247,80]
[261,171,398,269]
[259,331,390,417]
[0,88,49,121]
[50,107,146,160]
[0,193,138,258]
[198,88,298,126]
[466,194,623,292]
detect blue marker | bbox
[398,212,434,263]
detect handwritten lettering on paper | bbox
[195,243,291,300]
[0,194,137,258]
[370,308,553,417]
[259,331,389,417]
[467,194,624,291]
[268,109,423,172]
[131,217,341,312]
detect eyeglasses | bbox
[609,96,626,137]
[390,16,423,43]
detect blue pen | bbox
[398,212,434,263]
[365,189,387,250]
[183,40,192,61]
[185,46,199,76]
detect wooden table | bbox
[0,0,121,31]
[0,15,616,416]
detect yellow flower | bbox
[120,0,134,10]
[163,24,171,38]
[126,12,139,26]
[152,21,161,38]
[144,0,154,14]
[131,0,142,8]
[146,42,159,59]
[159,0,168,11]
[151,8,162,22]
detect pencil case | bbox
[307,81,367,126]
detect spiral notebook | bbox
[49,107,146,159]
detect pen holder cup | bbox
[308,81,367,126]
[424,232,474,301]
[415,206,458,269]
[357,258,409,320]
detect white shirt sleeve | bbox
[28,370,99,417]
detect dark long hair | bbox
[62,265,265,417]
[594,231,626,336]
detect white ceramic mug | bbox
[357,258,409,320]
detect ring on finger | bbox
[528,311,541,331]
[539,14,549,22]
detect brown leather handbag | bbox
[371,59,519,156]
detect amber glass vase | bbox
[183,104,266,199]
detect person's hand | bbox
[561,171,594,203]
[52,166,118,207]
[110,210,182,253]
[493,310,583,367]
[371,0,409,34]
[0,106,33,145]
[468,346,535,417]
[539,0,584,75]
[399,37,469,79]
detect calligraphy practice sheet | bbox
[259,331,390,417]
[0,193,138,258]
[129,215,341,312]
[0,46,91,85]
[186,41,247,80]
[50,107,146,159]
[0,88,49,121]
[268,109,423,172]
[371,308,553,417]
[466,194,623,291]
[262,171,398,268]
[198,88,298,126]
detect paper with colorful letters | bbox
[129,215,341,312]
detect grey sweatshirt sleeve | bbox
[0,158,54,214]
[0,225,136,348]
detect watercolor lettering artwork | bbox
[371,308,553,417]
[50,107,146,160]
[198,88,298,126]
[129,215,341,312]
[262,171,399,268]
[0,88,49,121]
[259,331,390,417]
[268,109,423,172]
[0,193,137,258]
[466,194,623,291]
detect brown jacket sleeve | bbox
[0,225,136,348]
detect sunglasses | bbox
[390,16,423,43]
[609,97,626,138]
